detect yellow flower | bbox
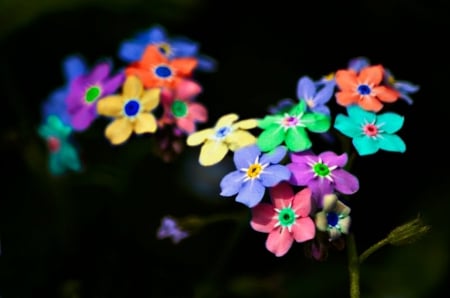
[97,75,160,145]
[187,113,257,166]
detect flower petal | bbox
[260,145,287,164]
[332,169,360,195]
[292,217,315,243]
[339,217,351,234]
[175,79,202,99]
[105,118,133,145]
[97,95,124,117]
[287,163,314,186]
[236,180,265,207]
[373,86,399,103]
[292,187,312,217]
[336,91,359,107]
[270,182,294,209]
[220,171,245,197]
[285,128,311,152]
[251,203,277,233]
[71,106,96,131]
[102,73,125,95]
[134,113,157,134]
[378,134,406,153]
[123,75,144,98]
[259,165,291,187]
[315,212,328,231]
[358,65,384,85]
[334,114,360,138]
[235,119,258,130]
[266,227,294,257]
[359,96,383,112]
[140,45,167,67]
[296,76,316,100]
[377,113,404,133]
[226,130,256,151]
[347,105,376,124]
[188,103,208,122]
[335,69,358,91]
[257,125,285,152]
[353,136,379,156]
[199,140,229,166]
[320,151,348,167]
[302,112,331,132]
[322,194,338,212]
[141,88,161,111]
[186,128,214,146]
[216,114,239,127]
[171,58,198,76]
[233,144,260,169]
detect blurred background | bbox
[1,0,449,297]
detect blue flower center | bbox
[155,65,172,78]
[357,84,371,95]
[215,126,231,139]
[124,99,140,117]
[327,212,339,227]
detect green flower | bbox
[256,101,331,152]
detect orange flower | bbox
[335,65,399,112]
[125,45,198,89]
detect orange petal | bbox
[335,69,358,91]
[171,58,198,76]
[359,96,383,112]
[358,65,383,85]
[373,86,400,103]
[336,91,359,107]
[140,45,167,68]
[125,67,159,88]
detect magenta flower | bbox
[250,182,315,257]
[66,61,125,131]
[286,151,359,207]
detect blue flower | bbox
[220,144,291,207]
[297,75,334,116]
[117,24,217,72]
[384,69,419,105]
[156,216,189,244]
[38,115,82,175]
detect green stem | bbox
[359,238,389,264]
[347,233,360,298]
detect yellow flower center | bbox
[246,164,262,178]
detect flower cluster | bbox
[38,24,216,174]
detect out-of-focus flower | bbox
[125,45,198,89]
[335,65,400,112]
[250,182,315,257]
[220,144,291,207]
[256,101,330,153]
[334,105,406,155]
[96,75,160,145]
[297,75,334,116]
[186,113,257,166]
[66,61,125,131]
[118,24,216,72]
[38,115,82,175]
[267,98,296,115]
[286,151,359,207]
[156,216,189,244]
[347,56,370,72]
[384,68,419,105]
[315,194,351,241]
[159,79,207,134]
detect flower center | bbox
[326,212,339,227]
[387,75,396,85]
[214,126,231,139]
[363,123,379,137]
[306,99,315,108]
[278,207,296,227]
[246,164,262,179]
[155,65,172,78]
[157,43,172,56]
[47,136,60,152]
[124,99,141,117]
[282,115,299,127]
[313,162,330,177]
[357,84,371,95]
[171,100,188,118]
[85,85,102,103]
[324,72,334,81]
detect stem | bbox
[347,233,360,298]
[359,238,389,264]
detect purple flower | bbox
[297,76,334,116]
[286,151,359,207]
[65,61,125,131]
[220,144,291,208]
[156,216,189,244]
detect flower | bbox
[286,150,359,207]
[125,45,198,89]
[186,113,257,166]
[118,24,216,72]
[297,75,334,116]
[96,75,160,145]
[267,98,296,115]
[159,79,208,134]
[156,216,189,244]
[41,55,89,126]
[315,194,351,241]
[335,65,400,112]
[38,115,82,175]
[384,68,419,105]
[65,61,125,131]
[347,56,370,72]
[250,182,315,257]
[256,101,331,153]
[334,105,406,155]
[220,144,291,207]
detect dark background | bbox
[1,0,449,297]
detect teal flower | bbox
[256,101,331,152]
[38,115,82,175]
[334,105,406,155]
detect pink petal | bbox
[292,187,312,217]
[292,217,316,243]
[175,79,202,100]
[176,118,196,133]
[270,182,294,209]
[188,103,208,122]
[266,227,294,257]
[250,203,277,233]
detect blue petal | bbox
[260,146,287,164]
[197,55,217,72]
[348,57,370,72]
[137,25,167,43]
[313,83,334,105]
[297,76,316,100]
[63,55,87,81]
[235,180,265,207]
[395,81,420,93]
[334,114,360,138]
[310,104,330,116]
[378,134,406,153]
[234,144,260,169]
[170,38,199,57]
[353,136,379,156]
[220,171,246,197]
[118,42,146,62]
[376,113,404,133]
[259,165,291,187]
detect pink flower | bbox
[250,182,316,257]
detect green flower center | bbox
[278,207,296,227]
[313,162,330,177]
[85,85,102,103]
[246,164,262,178]
[171,100,188,118]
